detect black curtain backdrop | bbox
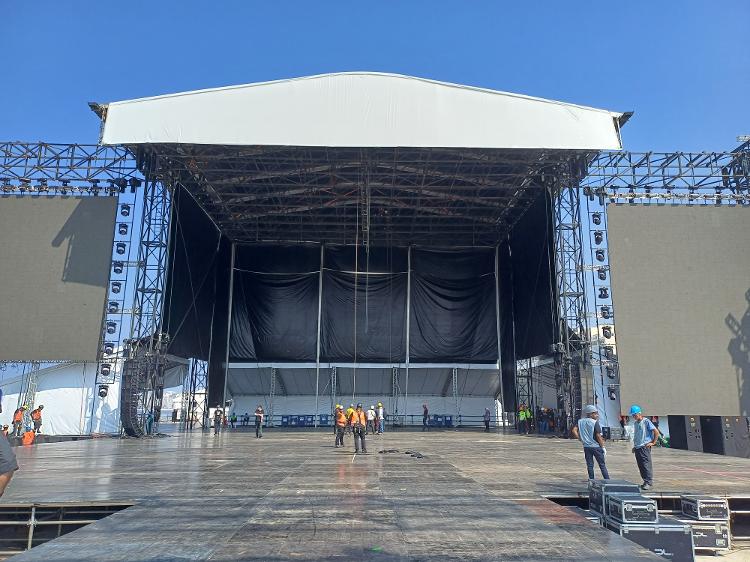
[409,248,498,362]
[163,185,222,361]
[207,236,231,407]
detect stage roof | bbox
[93,73,627,245]
[98,72,624,150]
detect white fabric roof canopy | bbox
[100,72,624,150]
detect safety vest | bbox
[335,410,348,427]
[518,409,527,421]
[349,409,366,427]
[31,410,42,421]
[13,409,23,423]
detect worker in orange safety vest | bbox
[334,405,347,448]
[349,403,368,454]
[12,407,25,438]
[30,405,44,434]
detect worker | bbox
[345,404,355,435]
[21,427,35,446]
[0,422,18,497]
[12,407,25,438]
[213,408,223,435]
[349,403,368,453]
[334,405,347,448]
[571,404,610,480]
[518,403,528,434]
[422,403,429,431]
[629,405,660,491]
[483,407,491,432]
[30,405,44,434]
[366,405,377,434]
[230,412,237,429]
[376,402,384,434]
[254,405,264,438]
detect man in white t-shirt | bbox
[376,402,384,434]
[571,404,609,480]
[366,406,376,434]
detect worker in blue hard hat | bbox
[629,404,660,491]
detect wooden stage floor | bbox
[4,427,750,561]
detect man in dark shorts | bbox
[31,405,44,434]
[0,434,18,497]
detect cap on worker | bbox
[377,402,382,407]
[582,404,598,415]
[335,404,342,409]
[356,403,363,408]
[629,404,642,415]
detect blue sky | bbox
[2,1,748,152]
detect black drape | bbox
[163,185,221,361]
[409,248,498,362]
[207,236,231,407]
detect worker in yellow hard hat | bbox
[334,405,347,448]
[345,404,355,435]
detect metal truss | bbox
[551,159,590,434]
[134,144,592,246]
[181,359,208,430]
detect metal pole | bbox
[221,243,236,410]
[494,244,504,418]
[404,246,411,425]
[314,244,324,428]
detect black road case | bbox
[679,519,730,551]
[605,515,694,561]
[588,479,640,515]
[680,495,729,521]
[606,493,658,524]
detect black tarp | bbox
[321,246,407,362]
[229,244,320,362]
[207,235,231,407]
[409,248,498,363]
[163,185,222,361]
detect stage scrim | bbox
[607,205,750,416]
[0,197,117,361]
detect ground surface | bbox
[3,427,750,561]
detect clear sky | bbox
[2,1,748,153]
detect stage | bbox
[3,429,749,560]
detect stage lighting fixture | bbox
[98,385,109,399]
[602,326,613,339]
[111,281,122,294]
[594,231,604,244]
[106,321,117,335]
[118,223,128,236]
[115,242,126,255]
[597,268,607,281]
[603,346,614,360]
[100,363,112,377]
[598,287,609,299]
[114,178,128,193]
[113,261,124,274]
[128,178,142,193]
[597,189,606,206]
[606,365,616,379]
[120,204,131,217]
[600,306,611,319]
[607,387,617,400]
[108,301,119,314]
[592,213,602,225]
[103,342,115,355]
[595,249,605,262]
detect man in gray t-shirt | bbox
[571,404,610,480]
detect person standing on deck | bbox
[213,408,223,435]
[366,405,376,435]
[422,404,429,431]
[629,405,659,491]
[30,405,44,434]
[571,405,609,481]
[376,402,385,434]
[483,407,491,432]
[12,407,25,438]
[349,403,368,453]
[254,405,264,438]
[334,405,347,448]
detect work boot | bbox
[640,483,653,491]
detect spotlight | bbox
[100,363,112,377]
[597,268,607,281]
[595,249,606,262]
[103,342,115,355]
[89,180,100,196]
[602,326,613,339]
[118,223,128,236]
[592,213,602,226]
[98,385,109,399]
[108,301,119,314]
[114,178,128,193]
[608,387,617,400]
[113,261,124,274]
[106,321,117,335]
[111,281,122,294]
[605,365,616,379]
[120,204,130,217]
[598,287,609,299]
[594,231,604,245]
[600,306,611,319]
[115,242,126,255]
[128,178,141,193]
[603,346,614,360]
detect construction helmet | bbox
[629,404,642,415]
[357,403,363,408]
